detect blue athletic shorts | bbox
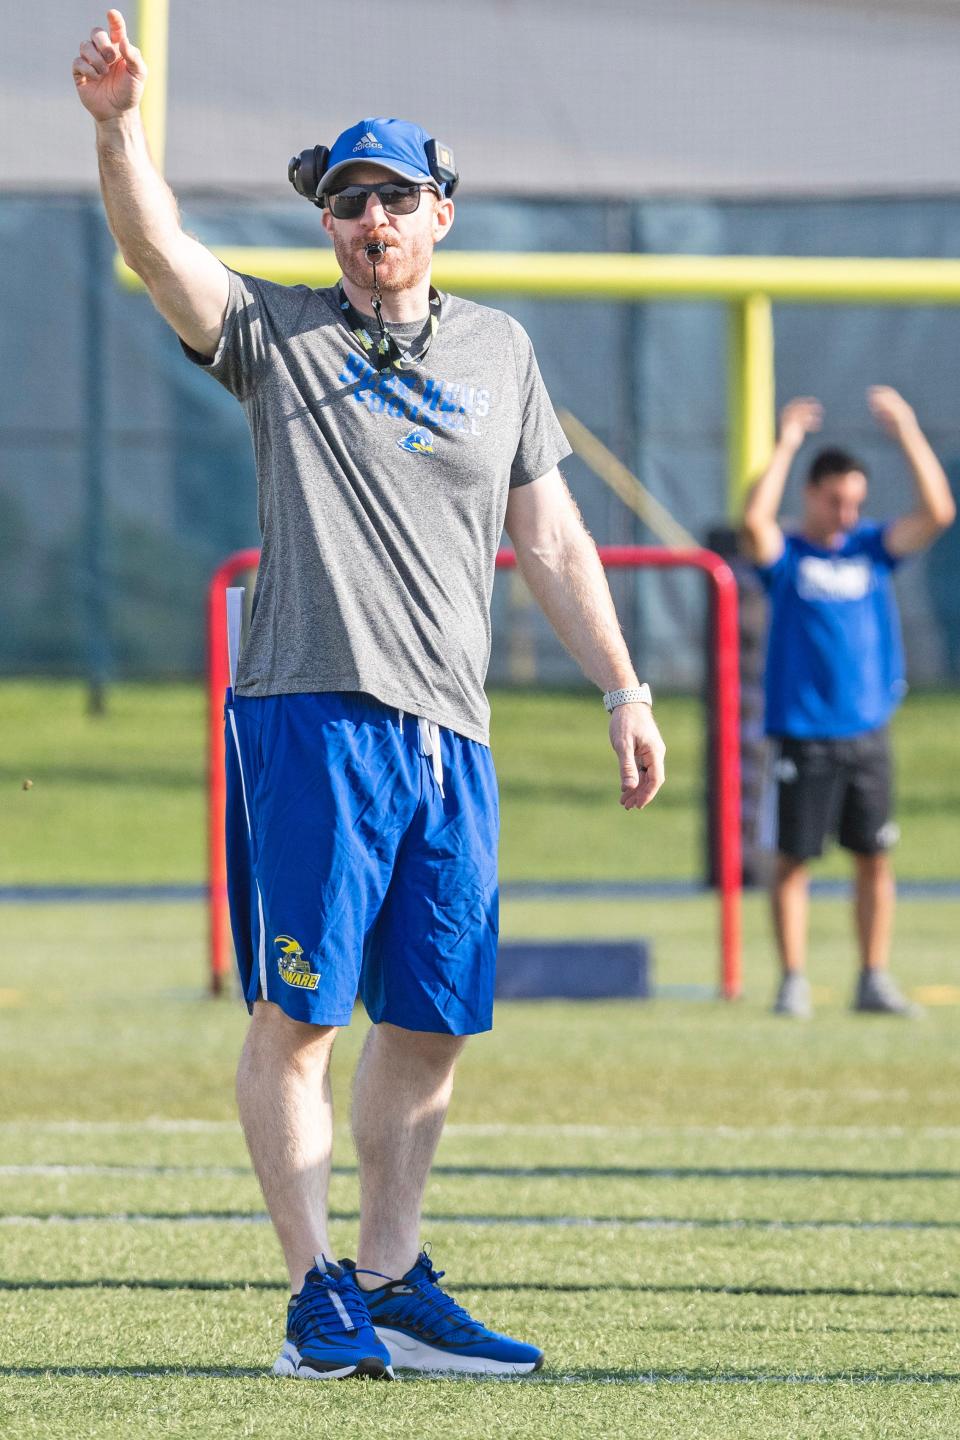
[223,691,500,1035]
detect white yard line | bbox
[2,1120,959,1139]
[0,1120,240,1134]
[544,1374,960,1387]
[0,1165,249,1178]
[0,1213,955,1232]
[444,1123,960,1140]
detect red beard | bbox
[330,227,434,295]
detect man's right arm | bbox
[74,10,229,359]
[740,397,822,567]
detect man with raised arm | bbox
[73,10,666,1381]
[741,388,954,1020]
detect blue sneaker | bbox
[273,1256,394,1380]
[341,1250,544,1375]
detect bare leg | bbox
[853,850,895,973]
[351,1021,466,1284]
[236,1000,338,1294]
[772,852,810,975]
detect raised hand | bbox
[72,10,146,121]
[868,386,918,440]
[778,397,823,452]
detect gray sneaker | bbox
[773,972,813,1019]
[853,970,922,1017]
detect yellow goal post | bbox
[125,2,960,517]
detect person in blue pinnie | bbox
[741,388,955,1020]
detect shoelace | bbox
[390,1260,484,1339]
[293,1270,372,1339]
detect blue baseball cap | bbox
[318,117,441,195]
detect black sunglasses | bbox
[325,182,431,220]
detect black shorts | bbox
[771,727,897,862]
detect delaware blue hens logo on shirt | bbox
[397,427,435,455]
[339,351,493,437]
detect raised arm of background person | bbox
[740,397,824,566]
[503,468,666,811]
[868,387,957,557]
[72,10,229,358]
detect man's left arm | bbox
[870,387,957,557]
[504,468,666,811]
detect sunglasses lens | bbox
[328,187,367,219]
[380,186,420,214]
[328,184,422,218]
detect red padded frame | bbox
[206,546,742,999]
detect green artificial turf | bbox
[0,680,958,1435]
[1,900,959,1438]
[1,681,959,885]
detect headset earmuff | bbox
[424,137,459,197]
[287,145,330,207]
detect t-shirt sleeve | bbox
[506,317,572,488]
[868,521,904,571]
[755,541,790,593]
[179,269,290,401]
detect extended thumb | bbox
[619,753,639,790]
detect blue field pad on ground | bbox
[3,880,959,903]
[0,885,207,903]
[495,939,652,999]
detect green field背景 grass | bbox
[0,896,958,1438]
[0,680,958,1437]
[1,681,959,885]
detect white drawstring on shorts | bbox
[398,709,445,797]
[418,716,445,798]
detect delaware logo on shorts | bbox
[274,935,321,991]
[397,427,434,455]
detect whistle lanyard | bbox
[337,283,442,372]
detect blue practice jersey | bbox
[757,523,906,739]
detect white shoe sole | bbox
[273,1340,393,1380]
[374,1326,542,1375]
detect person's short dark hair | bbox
[807,448,868,486]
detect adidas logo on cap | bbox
[352,131,383,151]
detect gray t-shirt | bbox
[186,269,570,743]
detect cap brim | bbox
[318,157,438,194]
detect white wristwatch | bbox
[602,683,653,713]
